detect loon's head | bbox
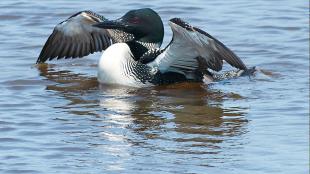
[94,8,164,46]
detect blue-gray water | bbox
[0,0,309,173]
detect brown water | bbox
[0,0,309,173]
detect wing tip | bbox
[238,61,248,70]
[195,26,248,70]
[36,59,43,64]
[36,56,48,64]
[36,52,47,64]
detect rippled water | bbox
[0,0,309,173]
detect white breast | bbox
[97,43,145,87]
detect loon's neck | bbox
[126,41,149,61]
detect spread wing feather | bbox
[36,11,134,63]
[151,18,247,78]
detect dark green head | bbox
[94,8,164,46]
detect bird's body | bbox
[98,43,136,86]
[37,8,252,87]
[98,43,156,87]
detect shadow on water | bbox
[37,64,249,155]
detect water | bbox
[0,0,309,173]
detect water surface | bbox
[0,0,309,173]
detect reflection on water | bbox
[37,64,249,161]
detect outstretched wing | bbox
[36,11,134,63]
[151,18,247,78]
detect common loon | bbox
[37,8,251,87]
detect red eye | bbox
[130,17,141,24]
